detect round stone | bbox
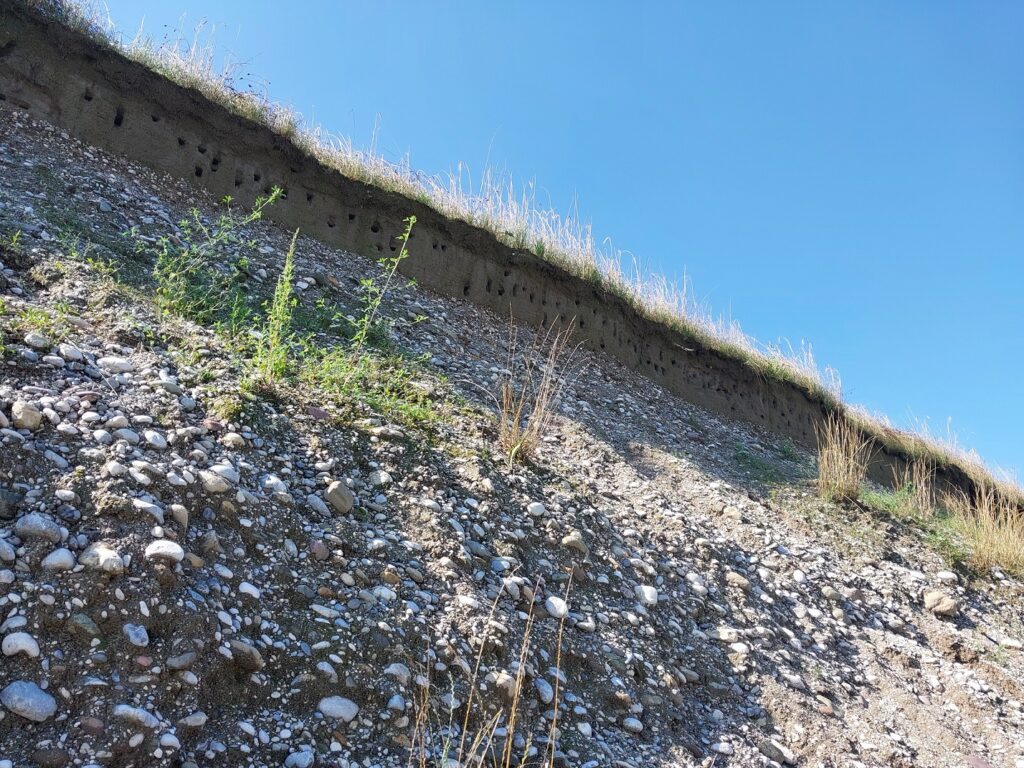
[144,539,184,563]
[623,717,644,733]
[2,632,40,658]
[123,623,149,647]
[14,513,62,543]
[545,595,568,619]
[79,542,125,574]
[318,695,359,722]
[1,681,56,722]
[41,547,75,571]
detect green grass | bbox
[923,511,970,569]
[861,485,921,520]
[733,446,784,484]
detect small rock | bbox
[2,632,40,658]
[144,539,184,563]
[123,623,149,647]
[545,595,569,619]
[79,542,125,574]
[41,547,75,571]
[11,401,42,431]
[318,695,359,722]
[622,717,644,733]
[635,585,658,606]
[14,513,62,543]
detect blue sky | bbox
[100,1,1024,478]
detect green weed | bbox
[353,215,416,349]
[140,188,280,330]
[252,230,299,383]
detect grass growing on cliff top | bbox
[14,0,1022,506]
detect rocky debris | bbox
[0,105,1020,768]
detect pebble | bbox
[2,632,40,658]
[325,480,354,514]
[144,539,185,563]
[545,596,569,619]
[41,547,75,570]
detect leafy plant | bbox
[142,188,281,329]
[353,215,416,349]
[252,230,299,383]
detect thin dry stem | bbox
[498,319,581,464]
[816,413,874,502]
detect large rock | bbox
[144,539,184,563]
[924,590,959,617]
[1,681,56,722]
[79,542,125,574]
[14,513,62,543]
[41,547,75,571]
[325,481,354,515]
[11,401,42,431]
[229,640,264,671]
[2,632,40,658]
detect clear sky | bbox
[99,1,1024,479]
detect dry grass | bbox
[895,458,937,517]
[496,321,581,464]
[408,579,572,768]
[946,487,1024,576]
[816,413,874,502]
[17,0,1024,504]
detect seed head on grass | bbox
[816,413,874,502]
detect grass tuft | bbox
[496,321,580,465]
[816,414,873,502]
[946,487,1024,576]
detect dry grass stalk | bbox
[816,413,874,502]
[408,578,572,768]
[947,487,1024,576]
[894,458,937,518]
[498,320,581,464]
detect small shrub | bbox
[947,487,1024,576]
[816,413,873,502]
[143,188,281,329]
[497,320,581,464]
